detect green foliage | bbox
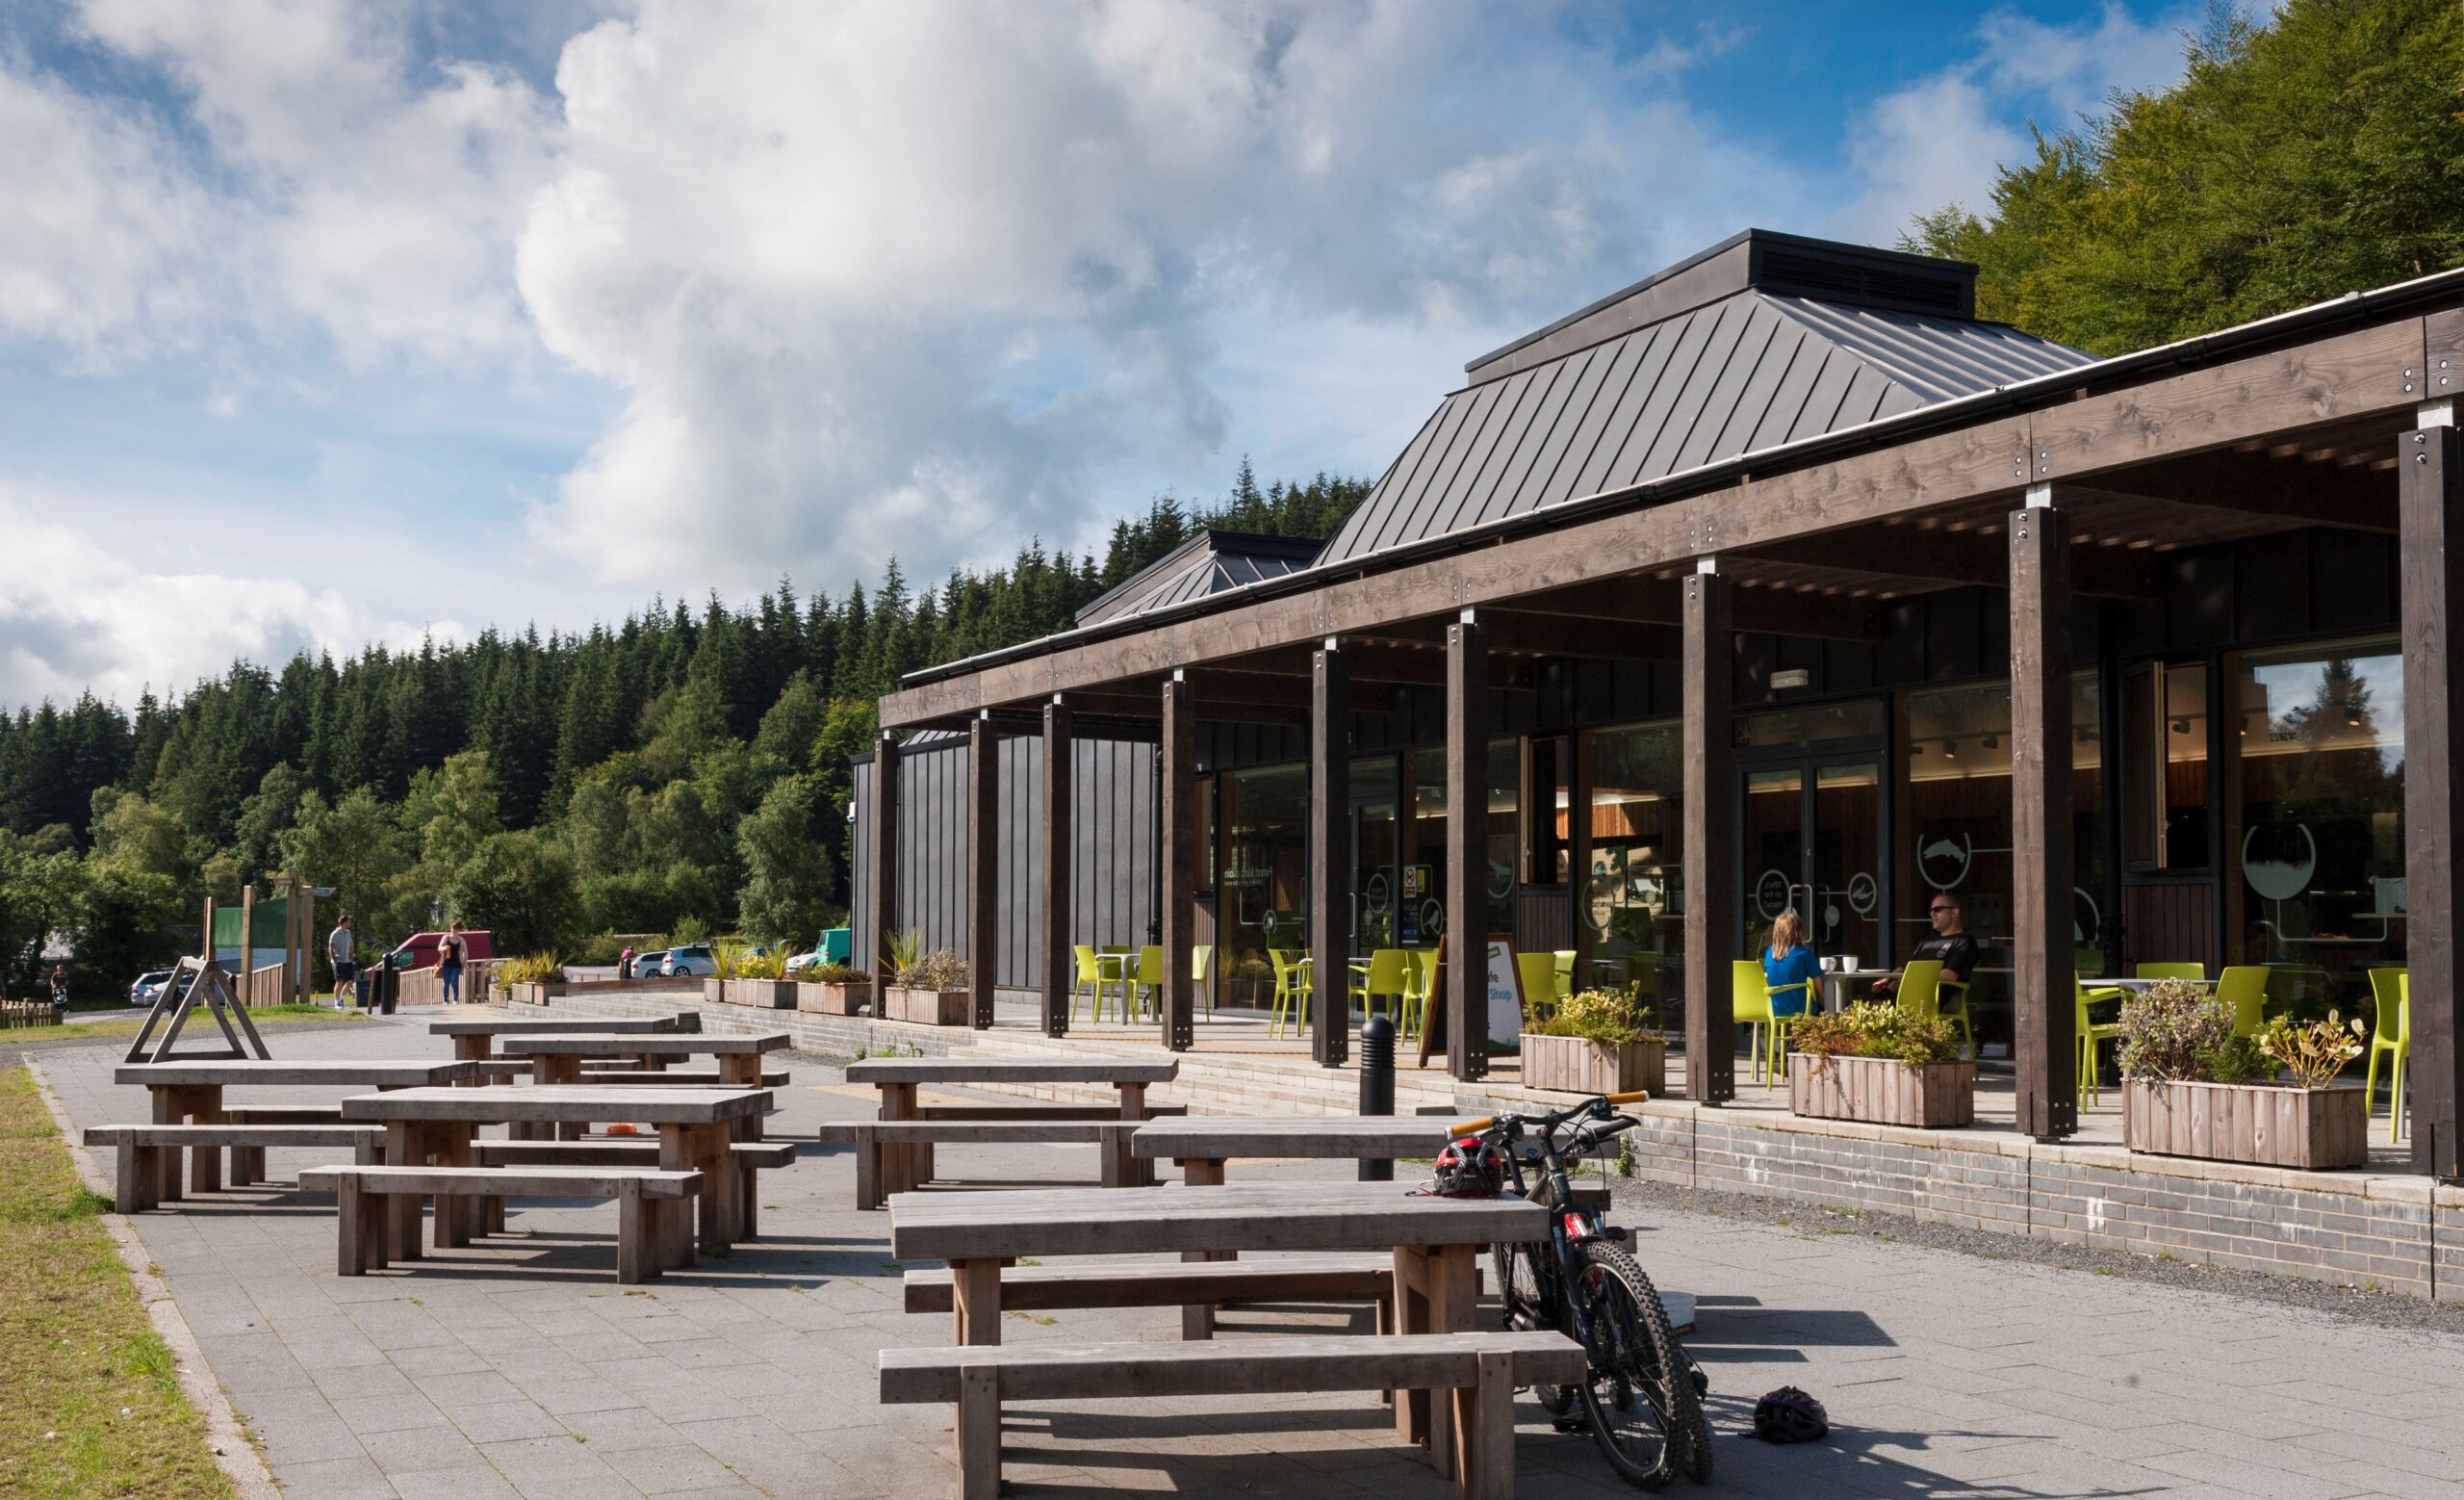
[802,962,866,983]
[1791,1005,1964,1068]
[492,951,566,990]
[448,830,583,957]
[894,947,969,992]
[2118,979,2273,1083]
[1527,986,1663,1046]
[0,841,85,1000]
[1904,0,2464,355]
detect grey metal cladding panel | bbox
[1343,388,1477,563]
[1660,299,1784,479]
[851,759,876,970]
[1870,382,1928,422]
[1440,359,1557,536]
[1562,317,1688,502]
[1013,735,1044,989]
[1831,363,1900,429]
[1706,319,1809,461]
[1743,334,1833,453]
[1784,346,1864,445]
[1002,736,1034,990]
[1317,413,1424,566]
[1486,343,1597,520]
[1409,376,1517,552]
[1464,356,1581,530]
[1584,300,1723,494]
[1513,332,1644,512]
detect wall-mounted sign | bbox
[1769,667,1812,690]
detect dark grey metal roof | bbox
[1074,530,1323,627]
[1319,283,2093,569]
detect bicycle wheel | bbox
[1571,1241,1699,1489]
[1492,1241,1577,1415]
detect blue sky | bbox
[0,0,2199,709]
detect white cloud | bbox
[0,491,453,707]
[1834,3,2196,246]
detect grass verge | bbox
[0,1065,231,1498]
[3,1003,366,1046]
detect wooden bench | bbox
[913,1102,1189,1123]
[297,1165,701,1282]
[879,1331,1586,1500]
[816,1120,1145,1208]
[900,1251,1477,1330]
[472,1139,797,1236]
[585,1068,790,1088]
[84,1125,384,1212]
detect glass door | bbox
[1738,753,1887,970]
[1352,794,1399,959]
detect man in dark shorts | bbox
[1871,892,1980,998]
[328,914,356,1006]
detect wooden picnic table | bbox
[844,1057,1177,1187]
[888,1178,1546,1470]
[341,1084,767,1267]
[114,1059,475,1201]
[1131,1116,1450,1184]
[428,1016,681,1079]
[498,1031,787,1084]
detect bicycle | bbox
[1448,1090,1712,1488]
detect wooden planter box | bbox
[2122,1078,2368,1169]
[702,978,724,1006]
[795,979,870,1016]
[503,981,551,1006]
[1788,1054,1975,1128]
[724,978,798,1009]
[1521,1032,1666,1095]
[886,985,969,1025]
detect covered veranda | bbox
[863,233,2464,1179]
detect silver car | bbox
[660,944,718,977]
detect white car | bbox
[783,949,822,974]
[628,948,666,977]
[659,944,717,977]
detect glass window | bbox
[1584,721,1683,1006]
[1487,735,1519,934]
[1736,700,1886,750]
[1902,676,2104,1048]
[1191,775,1216,894]
[2123,661,2210,869]
[2232,641,2404,1015]
[1218,765,1306,1007]
[1528,737,1569,886]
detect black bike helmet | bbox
[1753,1386,1829,1444]
[1430,1135,1507,1197]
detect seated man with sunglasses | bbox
[1869,892,1979,999]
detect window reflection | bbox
[1218,765,1305,1008]
[1584,722,1684,1007]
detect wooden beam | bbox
[967,716,998,1029]
[1500,578,1886,642]
[1681,571,1733,1106]
[881,315,2422,727]
[2074,449,2399,533]
[2010,500,2078,1141]
[1399,612,1684,660]
[1742,528,2163,600]
[1445,616,1491,1081]
[868,733,899,983]
[1040,701,1071,1038]
[1309,646,1350,1069]
[1059,689,1295,727]
[2403,413,2464,1179]
[1160,679,1195,1052]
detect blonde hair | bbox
[1769,909,1805,955]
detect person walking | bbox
[48,965,68,1009]
[327,914,356,1007]
[438,920,468,1006]
[619,945,634,981]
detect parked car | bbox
[784,949,821,974]
[129,970,174,1005]
[660,944,718,977]
[629,948,667,977]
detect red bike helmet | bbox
[1431,1135,1507,1197]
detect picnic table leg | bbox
[384,1121,424,1261]
[1462,1348,1514,1500]
[880,1083,919,1195]
[654,1124,699,1270]
[147,1088,182,1204]
[187,1086,225,1196]
[721,1055,764,1141]
[854,1125,882,1211]
[453,1035,488,1086]
[433,1125,477,1250]
[1178,1157,1230,1339]
[1423,1243,1477,1480]
[1393,1246,1432,1449]
[1116,1083,1154,1184]
[951,1256,1002,1346]
[700,1121,740,1253]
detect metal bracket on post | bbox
[2419,400,2456,430]
[2025,481,2054,508]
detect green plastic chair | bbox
[1935,978,1975,1061]
[2215,966,2270,1038]
[1130,945,1165,1022]
[1353,948,1411,1027]
[1070,944,1114,1025]
[1193,944,1214,1016]
[2367,968,2409,1144]
[1731,960,1799,1087]
[1517,952,1559,1027]
[2076,976,2127,1106]
[1552,950,1577,999]
[1267,948,1308,1039]
[2136,962,2206,982]
[1399,949,1434,1042]
[1894,961,1946,1020]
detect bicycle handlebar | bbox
[1447,1089,1651,1139]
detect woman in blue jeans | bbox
[1761,909,1819,1017]
[438,920,468,1005]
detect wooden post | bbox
[1310,643,1351,1068]
[2404,406,2464,1179]
[238,885,254,1008]
[1160,675,1196,1051]
[1681,566,1735,1105]
[2011,492,2079,1140]
[869,731,900,984]
[1446,613,1491,1080]
[1568,728,1594,981]
[967,714,999,1029]
[1040,698,1073,1038]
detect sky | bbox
[0,0,2204,711]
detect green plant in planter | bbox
[2118,979,2272,1083]
[1790,1004,1963,1067]
[494,951,564,991]
[886,927,925,974]
[895,947,969,992]
[2257,1011,2366,1088]
[804,963,866,984]
[1528,986,1663,1046]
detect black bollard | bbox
[1358,1014,1395,1181]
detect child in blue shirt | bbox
[1761,909,1819,1017]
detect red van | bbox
[388,930,497,969]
